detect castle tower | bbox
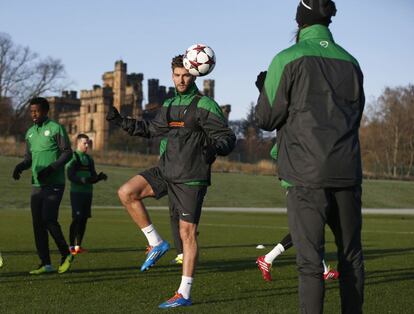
[126,73,144,117]
[148,79,159,104]
[79,86,113,151]
[203,79,215,99]
[113,60,126,112]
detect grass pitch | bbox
[1,155,414,313]
[0,209,413,313]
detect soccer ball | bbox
[183,44,216,77]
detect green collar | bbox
[299,24,334,42]
[76,149,87,155]
[34,118,50,129]
[174,83,199,97]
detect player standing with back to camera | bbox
[66,133,107,255]
[255,1,365,313]
[12,97,74,275]
[106,54,236,308]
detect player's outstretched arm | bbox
[106,106,169,138]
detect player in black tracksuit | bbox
[255,1,365,313]
[66,134,107,254]
[106,55,236,307]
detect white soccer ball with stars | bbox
[183,44,216,77]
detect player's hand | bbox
[97,172,108,181]
[255,71,267,92]
[37,165,55,182]
[12,165,22,180]
[106,106,122,125]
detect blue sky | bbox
[1,0,413,120]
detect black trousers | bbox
[69,192,92,246]
[287,185,364,314]
[31,185,70,265]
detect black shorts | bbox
[70,192,92,218]
[139,167,207,224]
[139,167,168,200]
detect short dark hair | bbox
[30,97,49,112]
[171,55,184,70]
[76,133,89,141]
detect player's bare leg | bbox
[118,175,169,271]
[118,175,154,228]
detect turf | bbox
[0,209,413,313]
[2,155,414,209]
[1,155,414,312]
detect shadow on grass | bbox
[1,244,413,287]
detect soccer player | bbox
[257,233,339,282]
[12,97,74,275]
[255,1,365,313]
[66,133,107,255]
[106,54,236,308]
[0,252,3,268]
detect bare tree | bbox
[0,32,66,135]
[361,84,414,178]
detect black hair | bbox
[76,133,89,141]
[171,55,184,70]
[29,97,50,112]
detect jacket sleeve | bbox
[49,125,73,170]
[90,157,98,177]
[17,141,33,171]
[255,52,293,131]
[199,98,236,156]
[66,157,85,184]
[119,107,169,138]
[357,67,365,125]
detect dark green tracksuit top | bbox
[119,83,236,184]
[21,119,72,187]
[66,151,97,193]
[255,25,365,188]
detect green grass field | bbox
[2,155,414,209]
[0,210,413,313]
[1,155,414,313]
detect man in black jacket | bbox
[107,55,235,308]
[255,1,365,313]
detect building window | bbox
[90,119,94,131]
[88,105,91,113]
[94,103,97,112]
[74,125,77,134]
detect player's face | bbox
[172,67,195,93]
[77,138,89,153]
[30,104,47,123]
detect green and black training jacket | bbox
[19,118,72,187]
[256,25,365,188]
[119,83,236,184]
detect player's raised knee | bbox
[117,184,131,203]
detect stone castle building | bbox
[48,60,231,150]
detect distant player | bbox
[257,232,339,282]
[106,54,236,308]
[0,252,3,268]
[256,145,339,282]
[66,134,107,255]
[12,97,74,275]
